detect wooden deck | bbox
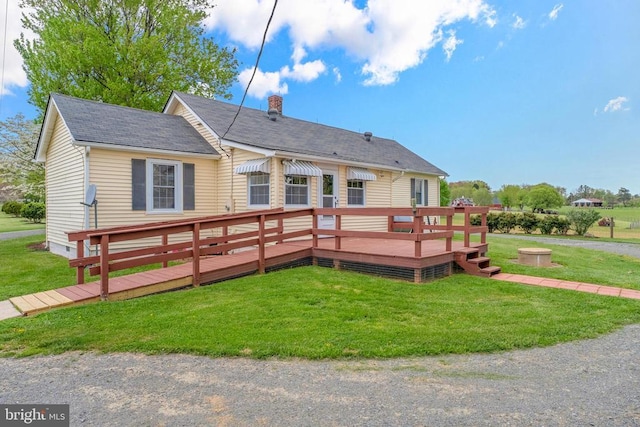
[9,237,487,316]
[10,207,496,316]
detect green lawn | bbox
[0,235,179,301]
[484,235,640,289]
[2,266,640,359]
[0,235,73,300]
[1,234,640,359]
[0,212,45,233]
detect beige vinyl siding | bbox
[87,148,218,251]
[221,152,316,238]
[339,166,390,232]
[391,173,441,225]
[392,173,439,207]
[171,103,222,148]
[45,115,86,256]
[277,159,316,237]
[392,174,411,207]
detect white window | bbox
[347,179,365,206]
[248,173,270,207]
[285,175,309,206]
[411,178,428,206]
[147,159,182,213]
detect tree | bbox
[617,187,631,206]
[601,190,617,207]
[573,184,595,200]
[526,184,564,213]
[566,209,600,236]
[449,180,492,206]
[472,187,493,206]
[439,178,451,207]
[497,185,521,209]
[16,0,238,114]
[0,114,44,200]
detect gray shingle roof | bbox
[174,92,447,175]
[52,94,219,156]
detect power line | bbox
[221,0,278,140]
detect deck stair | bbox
[454,247,501,277]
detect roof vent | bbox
[364,131,373,142]
[267,108,278,121]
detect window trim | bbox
[411,178,428,207]
[347,179,366,206]
[146,158,183,214]
[284,174,310,207]
[247,172,271,208]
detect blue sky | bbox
[1,0,638,194]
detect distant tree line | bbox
[444,180,639,210]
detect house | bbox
[35,92,447,257]
[451,197,474,207]
[572,198,603,207]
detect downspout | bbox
[83,147,91,254]
[392,170,405,183]
[228,147,234,213]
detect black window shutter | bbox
[424,179,428,206]
[183,163,195,210]
[410,178,416,200]
[132,159,146,210]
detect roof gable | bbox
[171,91,447,175]
[36,94,220,161]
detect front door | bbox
[318,169,338,230]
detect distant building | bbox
[451,197,474,207]
[572,198,603,207]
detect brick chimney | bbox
[268,94,283,115]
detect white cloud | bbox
[548,4,564,21]
[603,96,629,113]
[512,14,526,30]
[280,59,327,82]
[238,67,288,99]
[332,67,342,83]
[0,3,34,95]
[442,30,463,62]
[238,46,326,99]
[206,0,496,89]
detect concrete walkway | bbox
[492,273,640,299]
[0,300,23,320]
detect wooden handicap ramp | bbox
[9,290,75,316]
[6,241,313,317]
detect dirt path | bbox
[2,324,640,426]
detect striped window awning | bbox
[347,167,377,181]
[234,158,271,174]
[282,160,322,177]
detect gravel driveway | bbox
[2,324,640,426]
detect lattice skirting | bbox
[314,257,452,282]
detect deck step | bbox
[467,256,490,265]
[455,247,480,255]
[479,266,502,277]
[454,248,501,278]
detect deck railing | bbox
[67,206,488,299]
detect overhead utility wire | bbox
[220,0,278,141]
